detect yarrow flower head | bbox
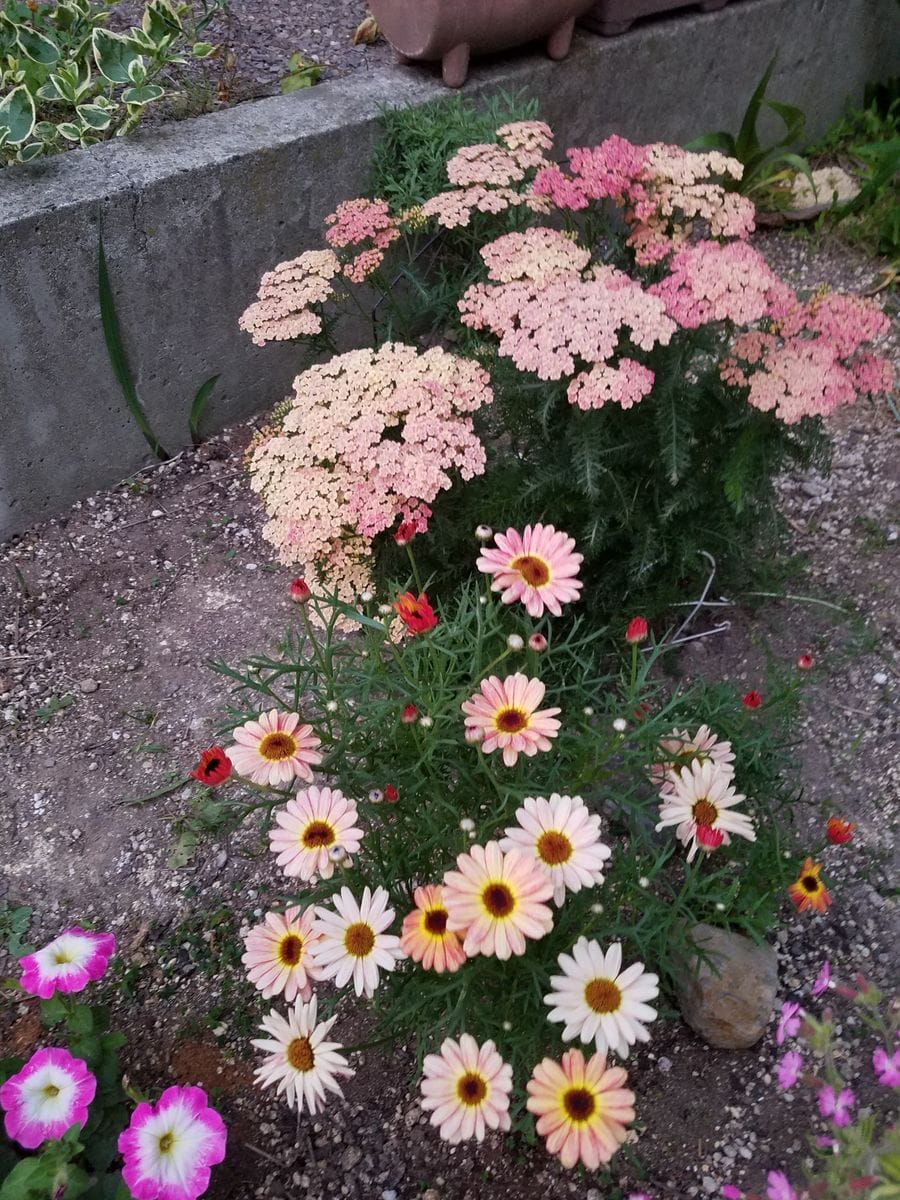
[442,841,554,960]
[19,927,116,999]
[788,858,831,914]
[461,673,561,767]
[401,885,467,974]
[239,250,340,346]
[190,747,232,787]
[269,786,363,881]
[1,1048,96,1150]
[118,1086,226,1200]
[499,794,612,907]
[477,524,583,618]
[252,994,354,1114]
[420,1035,513,1143]
[655,759,755,863]
[228,709,322,787]
[242,905,322,1003]
[313,886,404,998]
[544,938,659,1059]
[526,1048,635,1169]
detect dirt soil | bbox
[1,231,898,1200]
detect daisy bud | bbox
[638,876,650,889]
[401,704,418,724]
[325,700,338,713]
[360,591,374,603]
[464,725,484,744]
[475,524,493,542]
[289,578,311,604]
[368,789,384,804]
[612,717,627,733]
[378,604,393,616]
[506,634,525,651]
[468,830,476,839]
[742,690,762,709]
[328,845,346,862]
[460,818,475,832]
[419,715,433,729]
[384,785,398,803]
[478,595,487,606]
[625,616,648,644]
[393,521,417,546]
[583,706,594,717]
[528,633,547,652]
[501,1020,512,1031]
[715,902,726,912]
[590,903,604,915]
[797,652,814,670]
[826,817,853,844]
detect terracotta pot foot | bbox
[547,16,576,59]
[441,42,470,88]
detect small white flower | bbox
[638,876,650,889]
[325,700,338,713]
[420,716,434,728]
[499,794,612,907]
[252,994,354,1113]
[613,718,627,733]
[314,886,404,998]
[459,818,475,832]
[378,604,393,616]
[583,706,594,717]
[506,634,525,651]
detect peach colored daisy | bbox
[442,841,554,960]
[269,786,363,881]
[499,793,611,907]
[650,724,735,794]
[228,709,322,786]
[655,759,755,863]
[400,885,467,974]
[477,523,583,618]
[461,673,561,768]
[242,906,322,1002]
[420,1035,513,1143]
[526,1048,635,1169]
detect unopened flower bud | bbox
[360,591,374,603]
[465,725,484,744]
[460,818,475,832]
[419,715,433,728]
[583,706,594,717]
[613,717,627,732]
[368,789,383,803]
[638,876,650,889]
[506,634,524,651]
[378,604,393,616]
[625,616,648,644]
[290,578,311,603]
[528,633,547,653]
[325,700,338,713]
[475,525,493,542]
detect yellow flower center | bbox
[278,933,304,966]
[536,830,572,866]
[481,882,516,919]
[510,554,551,588]
[423,908,449,936]
[52,950,74,965]
[562,1085,597,1124]
[495,707,528,734]
[456,1071,487,1106]
[692,798,718,826]
[259,731,298,761]
[344,922,375,957]
[42,1084,61,1099]
[158,1131,175,1154]
[584,977,622,1014]
[301,820,335,849]
[287,1037,314,1071]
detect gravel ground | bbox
[1,231,897,1199]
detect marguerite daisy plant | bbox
[400,885,467,974]
[313,886,404,998]
[442,841,554,959]
[269,786,363,881]
[477,523,583,618]
[420,1035,513,1143]
[242,905,322,1002]
[461,673,561,767]
[252,995,354,1114]
[655,758,755,862]
[526,1048,635,1169]
[229,709,322,786]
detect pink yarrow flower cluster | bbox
[324,197,400,283]
[238,249,341,346]
[249,343,493,605]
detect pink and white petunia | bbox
[461,674,561,768]
[228,709,322,786]
[499,793,611,907]
[419,1034,513,1143]
[118,1086,227,1200]
[19,927,116,999]
[269,786,363,881]
[242,905,322,1003]
[476,523,583,618]
[0,1048,96,1149]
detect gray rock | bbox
[674,923,778,1049]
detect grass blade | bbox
[98,235,170,460]
[189,374,219,446]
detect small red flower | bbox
[742,690,762,709]
[797,653,814,670]
[528,633,548,653]
[625,616,648,644]
[633,702,651,722]
[826,817,853,845]
[394,521,417,546]
[384,785,399,803]
[394,591,438,634]
[401,704,419,724]
[191,747,232,787]
[290,578,311,603]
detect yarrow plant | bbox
[239,108,893,608]
[197,526,805,1176]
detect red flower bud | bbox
[290,578,311,603]
[826,817,853,844]
[394,521,417,546]
[742,690,762,709]
[528,633,548,653]
[625,616,648,644]
[384,785,399,803]
[797,652,814,670]
[401,704,418,724]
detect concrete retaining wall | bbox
[1,0,896,538]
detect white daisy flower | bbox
[313,886,404,998]
[251,994,354,1114]
[544,938,659,1059]
[498,794,612,907]
[656,758,755,863]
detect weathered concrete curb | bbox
[1,0,896,538]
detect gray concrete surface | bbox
[1,0,896,539]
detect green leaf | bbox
[15,24,60,66]
[92,28,142,84]
[192,41,215,58]
[126,56,147,85]
[16,141,44,161]
[189,374,219,446]
[121,83,164,106]
[40,994,67,1025]
[684,130,736,155]
[67,1003,94,1036]
[77,103,113,131]
[57,122,84,141]
[0,84,35,145]
[0,1155,57,1200]
[734,53,777,163]
[98,235,170,461]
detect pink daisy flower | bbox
[19,927,116,999]
[526,1047,635,1169]
[461,673,561,768]
[269,786,363,881]
[228,709,322,786]
[499,793,611,907]
[118,1086,226,1200]
[313,886,404,998]
[476,523,583,618]
[650,724,736,794]
[1,1048,96,1149]
[242,905,322,1002]
[776,1050,803,1090]
[818,1084,855,1127]
[420,1034,513,1143]
[655,759,754,864]
[442,841,554,960]
[400,885,467,974]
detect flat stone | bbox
[77,678,99,693]
[674,923,778,1049]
